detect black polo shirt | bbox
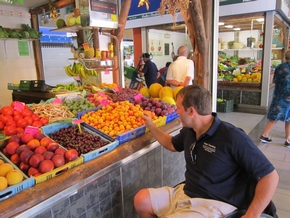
[172,113,275,209]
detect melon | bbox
[162,96,176,105]
[159,86,174,99]
[148,83,162,98]
[140,87,150,97]
[56,19,66,28]
[173,86,184,100]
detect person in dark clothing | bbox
[157,62,171,86]
[138,53,158,88]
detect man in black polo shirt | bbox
[138,53,158,88]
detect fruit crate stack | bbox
[217,99,234,113]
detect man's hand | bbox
[142,112,154,129]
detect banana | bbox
[65,65,74,77]
[79,67,88,79]
[71,63,77,75]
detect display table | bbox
[12,90,56,104]
[0,118,183,218]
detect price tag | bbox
[13,101,25,112]
[51,98,62,104]
[98,92,106,97]
[24,126,40,136]
[72,119,83,124]
[134,93,143,102]
[113,86,119,92]
[100,99,110,106]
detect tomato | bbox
[40,117,49,125]
[32,120,43,128]
[31,114,40,121]
[1,106,14,116]
[16,127,24,133]
[13,110,21,116]
[5,120,17,127]
[21,109,33,117]
[5,126,17,136]
[17,119,28,128]
[13,114,23,122]
[0,121,4,130]
[0,114,11,124]
[24,116,33,125]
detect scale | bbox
[79,0,118,29]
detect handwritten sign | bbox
[13,101,25,111]
[24,126,40,136]
[51,98,62,104]
[100,99,110,106]
[18,40,29,56]
[134,93,143,102]
[72,119,83,124]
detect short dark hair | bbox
[142,53,150,58]
[176,85,212,115]
[165,62,171,67]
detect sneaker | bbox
[259,135,272,143]
[284,141,290,148]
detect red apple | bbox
[27,139,40,150]
[21,134,34,144]
[47,142,59,152]
[65,149,78,162]
[29,154,44,168]
[51,154,65,168]
[39,159,54,173]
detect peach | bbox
[21,134,34,144]
[29,154,44,168]
[54,147,66,156]
[39,160,54,173]
[28,167,40,176]
[8,135,21,143]
[27,139,40,150]
[16,144,30,156]
[20,149,34,164]
[47,142,59,152]
[65,149,78,162]
[34,132,46,141]
[51,155,65,168]
[43,151,54,160]
[6,141,20,155]
[40,137,52,147]
[34,146,47,155]
[19,162,30,171]
[10,153,20,165]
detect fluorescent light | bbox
[233,28,241,31]
[225,25,233,28]
[256,18,264,22]
[218,22,225,26]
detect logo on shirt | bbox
[203,142,216,153]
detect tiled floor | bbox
[218,112,290,218]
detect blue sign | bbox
[127,0,161,17]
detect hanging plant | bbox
[158,0,190,20]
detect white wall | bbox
[0,4,37,106]
[148,29,192,69]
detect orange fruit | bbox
[6,169,23,186]
[0,176,8,190]
[0,163,14,177]
[0,159,4,166]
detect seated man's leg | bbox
[134,188,157,218]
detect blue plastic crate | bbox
[0,153,35,202]
[166,112,179,124]
[116,125,146,144]
[41,122,119,163]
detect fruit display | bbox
[64,62,98,79]
[86,93,113,107]
[51,82,83,93]
[218,51,262,83]
[0,102,49,136]
[0,24,41,39]
[61,97,95,116]
[47,126,110,155]
[80,101,153,138]
[1,133,79,177]
[29,103,74,123]
[0,159,23,191]
[105,88,140,102]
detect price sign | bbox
[134,93,143,102]
[13,101,25,112]
[51,98,62,104]
[72,119,83,124]
[100,99,110,106]
[24,126,40,136]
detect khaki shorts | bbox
[148,184,237,218]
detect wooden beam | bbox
[29,0,75,15]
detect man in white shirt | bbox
[166,46,194,89]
